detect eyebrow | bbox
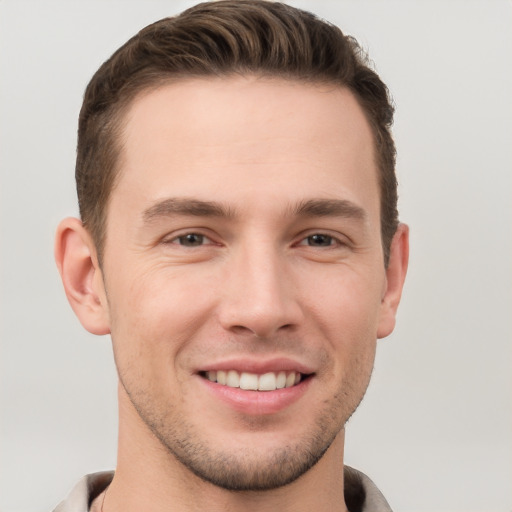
[143,197,234,223]
[142,197,366,224]
[292,198,367,221]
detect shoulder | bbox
[53,471,114,512]
[344,466,393,512]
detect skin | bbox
[56,76,408,512]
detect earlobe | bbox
[55,217,110,335]
[377,223,409,339]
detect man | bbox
[54,1,408,511]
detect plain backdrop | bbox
[1,1,511,511]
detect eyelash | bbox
[164,231,346,249]
[165,232,215,247]
[297,233,343,248]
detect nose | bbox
[218,243,303,339]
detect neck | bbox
[105,384,349,512]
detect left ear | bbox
[377,223,409,339]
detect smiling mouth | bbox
[200,370,308,391]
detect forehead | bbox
[112,76,378,218]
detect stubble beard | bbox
[148,410,337,491]
[120,376,370,492]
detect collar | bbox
[53,466,392,512]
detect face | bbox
[99,77,398,490]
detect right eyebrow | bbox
[142,197,235,224]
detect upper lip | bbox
[198,357,315,375]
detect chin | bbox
[158,422,337,491]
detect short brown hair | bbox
[76,0,398,265]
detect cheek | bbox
[107,264,220,363]
[303,263,385,334]
[300,264,383,383]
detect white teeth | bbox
[240,372,259,390]
[258,372,277,391]
[205,370,303,391]
[226,370,240,387]
[276,371,286,389]
[217,370,227,385]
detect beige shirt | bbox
[53,466,392,512]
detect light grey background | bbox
[1,1,511,511]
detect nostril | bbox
[230,325,257,336]
[229,323,297,339]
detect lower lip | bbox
[200,376,312,415]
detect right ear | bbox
[54,217,110,335]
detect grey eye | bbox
[177,233,205,246]
[306,234,333,246]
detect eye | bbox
[171,233,212,247]
[300,234,337,247]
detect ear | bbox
[55,217,110,335]
[377,223,409,339]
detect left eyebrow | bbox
[292,198,367,221]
